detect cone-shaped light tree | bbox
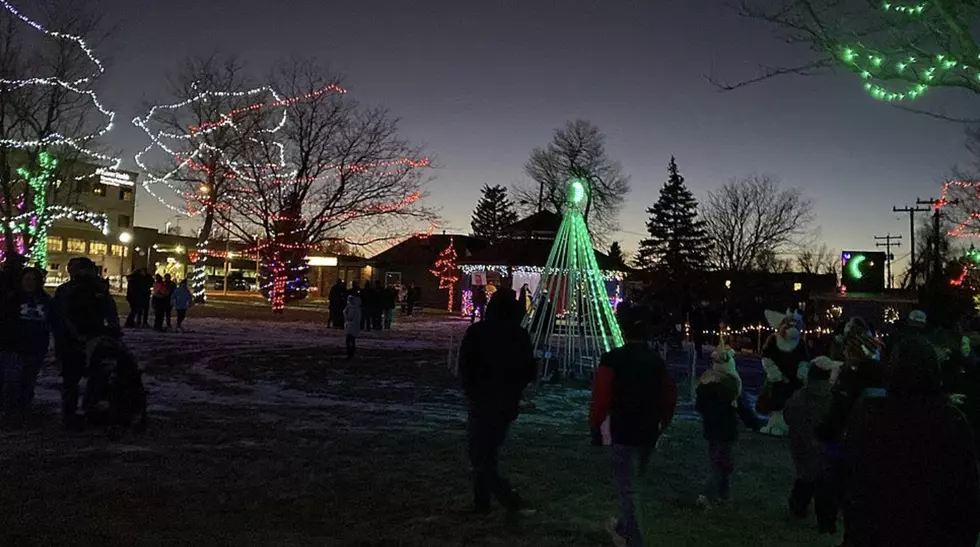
[522,178,624,378]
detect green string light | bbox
[13,151,57,268]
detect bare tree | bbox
[515,120,630,240]
[797,243,837,274]
[703,175,814,272]
[133,55,282,301]
[216,60,433,309]
[713,1,980,120]
[0,0,117,263]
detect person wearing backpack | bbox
[52,257,121,430]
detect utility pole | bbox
[874,234,902,289]
[893,204,931,288]
[917,197,959,286]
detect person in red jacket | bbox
[590,306,677,547]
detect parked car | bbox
[210,273,254,291]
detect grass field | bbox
[0,314,842,547]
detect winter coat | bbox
[816,357,885,447]
[458,316,536,420]
[52,275,121,353]
[696,372,741,443]
[165,280,177,303]
[344,296,362,336]
[784,379,833,480]
[13,291,52,358]
[590,342,678,447]
[842,396,980,547]
[171,286,193,311]
[328,283,346,310]
[152,281,168,300]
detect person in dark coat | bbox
[471,285,487,323]
[328,279,347,330]
[163,273,177,329]
[382,286,397,329]
[785,358,837,534]
[10,267,52,414]
[406,282,419,316]
[458,289,537,517]
[360,281,376,332]
[138,269,152,327]
[52,257,121,429]
[695,343,743,509]
[841,336,980,547]
[124,268,143,328]
[591,305,678,547]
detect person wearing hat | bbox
[842,336,980,547]
[591,305,677,547]
[694,337,744,510]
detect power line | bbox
[874,234,902,289]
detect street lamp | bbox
[118,231,132,291]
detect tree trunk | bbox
[191,205,215,303]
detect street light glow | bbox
[118,231,133,244]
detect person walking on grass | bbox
[151,275,169,331]
[694,341,743,511]
[344,282,362,359]
[784,357,838,534]
[458,289,537,520]
[841,336,980,547]
[590,306,678,547]
[171,279,193,332]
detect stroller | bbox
[83,336,147,434]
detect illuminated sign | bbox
[306,256,338,267]
[841,251,885,293]
[98,170,135,187]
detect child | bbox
[171,279,193,332]
[784,357,839,534]
[344,289,362,359]
[695,342,743,508]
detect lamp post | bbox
[118,231,133,292]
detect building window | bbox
[89,241,107,255]
[46,236,63,253]
[110,244,124,257]
[93,183,106,197]
[66,238,86,253]
[119,189,133,201]
[118,214,131,228]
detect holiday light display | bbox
[836,2,980,103]
[430,238,459,312]
[522,178,624,378]
[461,289,477,319]
[0,0,120,264]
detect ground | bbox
[0,299,841,547]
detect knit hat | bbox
[908,309,927,328]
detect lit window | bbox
[46,236,63,252]
[66,238,86,253]
[793,282,803,292]
[110,244,124,257]
[724,280,732,289]
[89,241,107,255]
[93,183,106,197]
[119,189,133,201]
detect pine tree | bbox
[608,241,627,269]
[636,157,712,279]
[430,238,460,311]
[471,184,518,242]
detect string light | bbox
[0,0,121,172]
[460,263,624,281]
[430,237,459,312]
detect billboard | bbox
[841,251,886,293]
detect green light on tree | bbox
[523,178,624,379]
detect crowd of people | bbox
[458,288,980,547]
[125,269,193,332]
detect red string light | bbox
[430,237,459,312]
[189,84,347,135]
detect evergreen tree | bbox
[636,157,712,279]
[608,241,627,269]
[471,184,518,242]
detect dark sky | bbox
[95,0,975,262]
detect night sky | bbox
[95,0,977,262]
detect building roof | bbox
[369,234,487,266]
[458,237,625,271]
